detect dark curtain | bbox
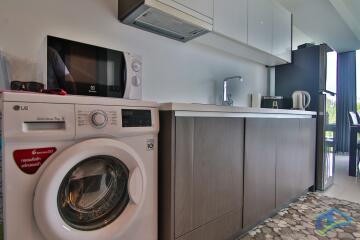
[336,51,357,152]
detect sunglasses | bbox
[11,81,45,92]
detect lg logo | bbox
[13,105,29,111]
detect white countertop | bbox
[160,103,317,119]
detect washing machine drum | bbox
[57,155,130,231]
[34,138,146,240]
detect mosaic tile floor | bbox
[238,193,360,240]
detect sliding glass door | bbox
[326,51,337,126]
[357,50,360,111]
[323,51,337,188]
[356,50,360,176]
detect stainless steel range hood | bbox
[118,0,212,42]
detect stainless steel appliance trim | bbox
[174,111,314,119]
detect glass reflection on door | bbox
[356,50,360,177]
[324,51,337,188]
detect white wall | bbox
[0,0,268,106]
[292,26,316,50]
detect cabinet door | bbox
[175,118,195,238]
[174,117,244,238]
[247,0,273,54]
[176,210,242,240]
[213,0,247,43]
[275,119,303,207]
[172,0,214,18]
[273,2,292,62]
[192,118,244,228]
[244,119,276,228]
[299,119,316,190]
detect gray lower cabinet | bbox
[159,113,244,240]
[160,112,316,239]
[276,119,317,207]
[299,119,317,190]
[275,119,303,207]
[243,119,277,228]
[176,210,243,240]
[174,117,194,236]
[244,118,316,227]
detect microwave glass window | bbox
[107,59,115,87]
[47,36,126,97]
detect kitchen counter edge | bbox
[160,103,316,119]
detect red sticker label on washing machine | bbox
[13,147,57,174]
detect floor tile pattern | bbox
[239,193,360,240]
[324,155,360,204]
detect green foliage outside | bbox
[325,97,336,138]
[326,97,336,124]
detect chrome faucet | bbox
[223,76,243,106]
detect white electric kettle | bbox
[292,91,311,110]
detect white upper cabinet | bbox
[213,0,247,43]
[247,0,274,54]
[272,2,292,62]
[185,0,292,65]
[157,0,214,21]
[174,0,214,18]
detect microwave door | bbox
[105,50,126,98]
[47,36,138,99]
[120,53,126,97]
[63,40,98,96]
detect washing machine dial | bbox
[90,110,108,128]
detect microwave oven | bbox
[46,36,142,99]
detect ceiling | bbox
[276,0,360,53]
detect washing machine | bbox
[0,92,159,240]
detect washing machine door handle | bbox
[128,167,143,205]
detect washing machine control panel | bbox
[75,105,156,138]
[90,110,108,128]
[77,107,117,128]
[122,109,152,127]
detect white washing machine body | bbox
[0,92,159,240]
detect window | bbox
[357,50,360,111]
[326,51,337,125]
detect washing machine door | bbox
[33,138,146,240]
